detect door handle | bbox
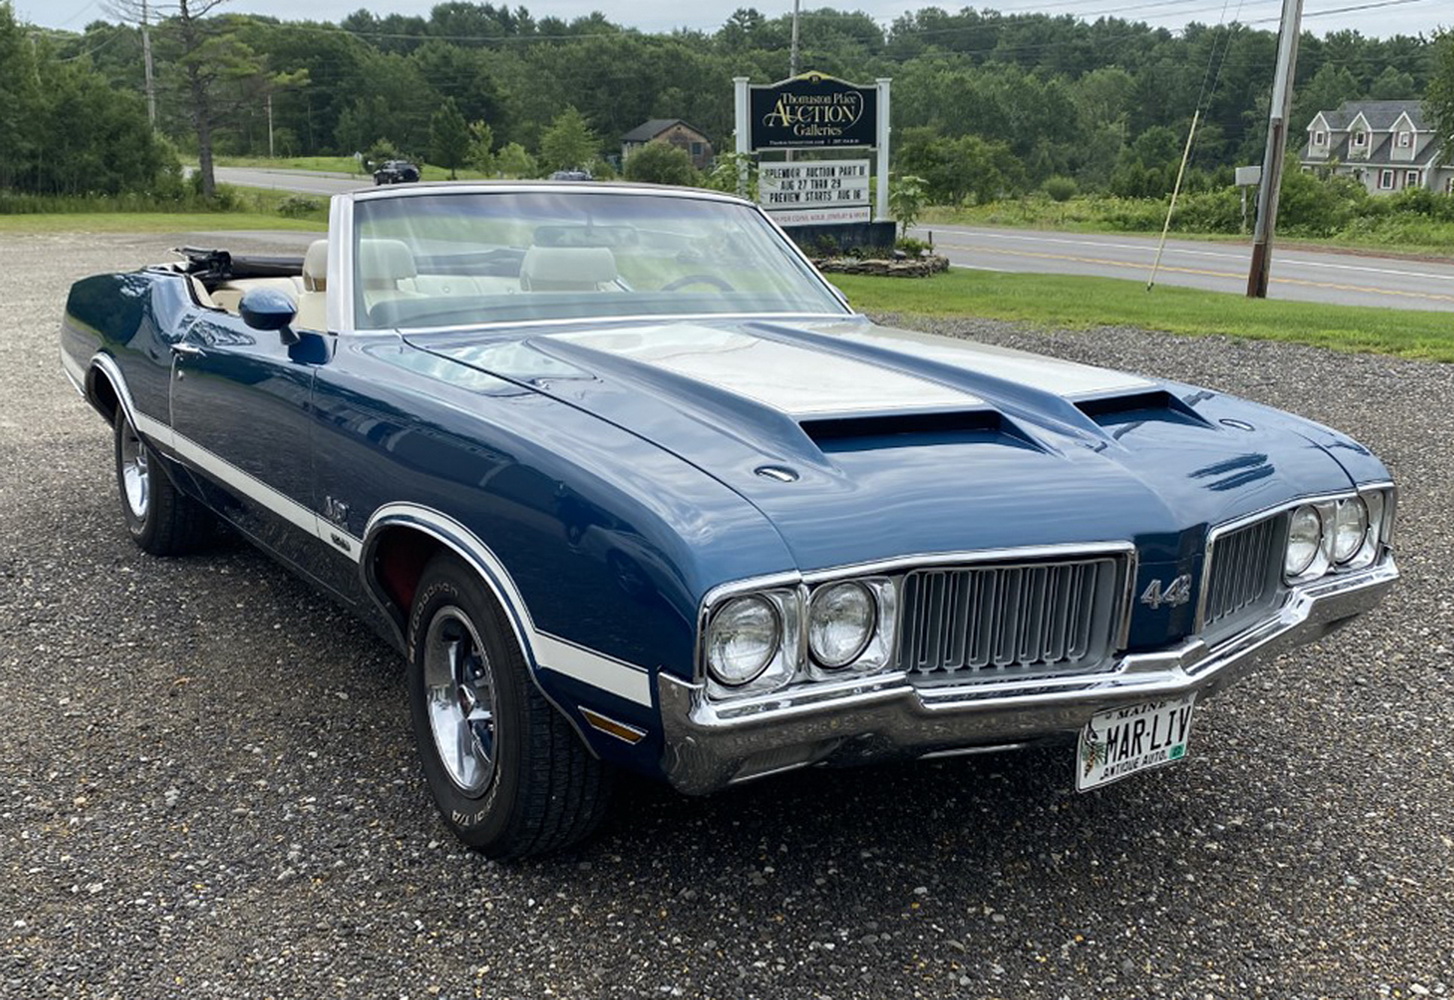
[170,342,204,359]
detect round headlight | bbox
[706,596,780,686]
[1285,505,1323,579]
[807,582,875,669]
[1332,497,1369,563]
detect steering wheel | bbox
[661,274,735,292]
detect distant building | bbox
[1300,100,1453,195]
[621,120,714,171]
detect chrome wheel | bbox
[118,415,150,519]
[422,606,498,795]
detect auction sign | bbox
[749,73,877,149]
[759,159,870,226]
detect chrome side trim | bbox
[360,504,654,707]
[60,346,86,396]
[89,353,173,448]
[660,557,1398,795]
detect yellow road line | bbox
[937,243,1454,306]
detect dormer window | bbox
[1314,130,1326,146]
[1353,131,1368,148]
[1397,131,1412,148]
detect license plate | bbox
[1076,693,1197,792]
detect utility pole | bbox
[789,0,801,77]
[1246,0,1304,298]
[267,92,274,158]
[142,0,157,125]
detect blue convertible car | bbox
[61,183,1398,857]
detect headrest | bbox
[302,239,328,292]
[358,238,417,287]
[519,246,617,291]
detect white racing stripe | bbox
[534,633,653,706]
[86,358,666,711]
[553,324,983,416]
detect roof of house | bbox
[621,119,708,143]
[1319,100,1428,132]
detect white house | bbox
[1300,100,1453,196]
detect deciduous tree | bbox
[1426,30,1454,165]
[539,106,599,173]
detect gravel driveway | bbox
[2,233,1449,999]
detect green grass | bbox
[0,183,330,234]
[828,269,1454,362]
[214,155,365,174]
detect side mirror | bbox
[239,287,298,335]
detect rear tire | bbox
[113,407,215,555]
[407,553,613,858]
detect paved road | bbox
[216,165,371,196]
[918,225,1454,312]
[3,232,1451,999]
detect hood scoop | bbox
[799,408,1042,454]
[1074,390,1214,432]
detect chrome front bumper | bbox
[659,559,1398,795]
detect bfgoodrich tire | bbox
[113,407,215,555]
[407,553,613,858]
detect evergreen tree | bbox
[430,97,471,178]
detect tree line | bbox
[5,0,1453,202]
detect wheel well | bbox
[368,526,447,627]
[88,368,120,423]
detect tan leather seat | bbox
[519,246,617,292]
[295,239,330,330]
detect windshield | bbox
[350,189,850,330]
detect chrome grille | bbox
[1203,514,1283,629]
[898,557,1123,680]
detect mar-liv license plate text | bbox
[1076,693,1197,792]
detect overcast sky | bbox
[17,0,1449,39]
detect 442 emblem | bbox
[1140,574,1192,610]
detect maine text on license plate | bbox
[1076,693,1197,792]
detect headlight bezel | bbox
[1281,484,1394,586]
[703,590,799,697]
[698,574,898,699]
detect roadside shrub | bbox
[1277,170,1368,237]
[1387,186,1454,222]
[1043,176,1078,202]
[276,194,323,218]
[896,237,933,256]
[1173,188,1240,234]
[623,142,699,187]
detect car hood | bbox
[408,316,1363,570]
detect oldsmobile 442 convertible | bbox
[60,183,1398,857]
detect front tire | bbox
[407,554,613,858]
[113,407,214,555]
